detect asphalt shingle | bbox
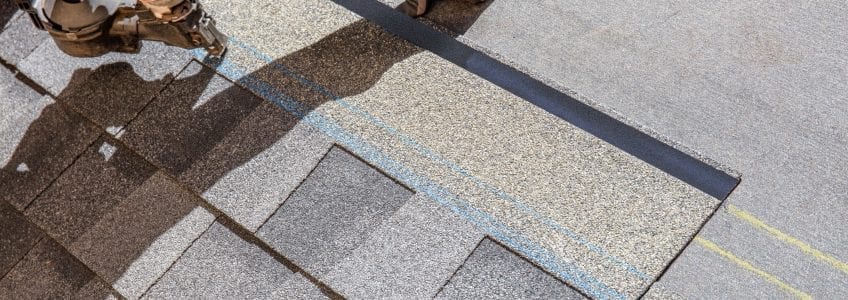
[257,146,413,277]
[436,239,585,300]
[0,238,117,299]
[325,193,484,299]
[0,12,49,66]
[68,171,216,299]
[0,200,42,276]
[457,1,848,296]
[16,39,191,128]
[143,221,297,299]
[179,102,334,232]
[0,1,17,31]
[1,66,100,209]
[122,61,262,175]
[194,1,723,296]
[24,136,157,246]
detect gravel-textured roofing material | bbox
[121,61,262,175]
[193,0,723,297]
[325,193,484,298]
[143,221,302,299]
[0,238,117,299]
[455,0,848,296]
[24,136,157,246]
[257,147,413,277]
[1,67,101,209]
[436,238,586,299]
[0,95,100,210]
[69,171,216,299]
[0,12,50,66]
[16,38,191,101]
[0,200,42,276]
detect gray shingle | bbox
[179,102,333,232]
[68,171,216,299]
[325,193,484,299]
[143,221,297,299]
[16,39,191,127]
[0,12,50,65]
[257,147,413,277]
[0,200,43,276]
[24,136,157,246]
[436,239,586,300]
[0,90,100,209]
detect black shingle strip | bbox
[330,0,740,200]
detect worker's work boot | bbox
[401,0,428,17]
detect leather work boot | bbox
[401,0,428,17]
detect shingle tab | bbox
[122,61,263,175]
[16,39,191,128]
[0,201,43,276]
[179,103,334,231]
[257,147,413,277]
[436,239,586,300]
[325,193,484,299]
[24,136,157,246]
[68,171,216,299]
[0,12,50,65]
[0,97,100,209]
[0,238,111,299]
[143,221,297,299]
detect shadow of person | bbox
[0,1,492,297]
[126,0,494,194]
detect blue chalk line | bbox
[191,41,640,298]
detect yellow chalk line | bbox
[694,236,813,300]
[728,204,848,276]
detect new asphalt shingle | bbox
[143,221,301,299]
[194,0,724,296]
[68,171,216,299]
[257,147,413,277]
[325,193,484,299]
[16,39,191,129]
[0,12,49,66]
[180,104,334,232]
[0,238,118,299]
[1,66,100,209]
[0,200,42,276]
[24,136,157,246]
[436,238,585,300]
[122,61,262,175]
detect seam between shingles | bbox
[215,215,345,300]
[21,132,101,212]
[432,235,486,298]
[636,176,743,300]
[116,58,194,134]
[0,235,45,282]
[487,237,594,299]
[253,142,334,232]
[0,233,123,298]
[146,162,346,299]
[138,214,216,299]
